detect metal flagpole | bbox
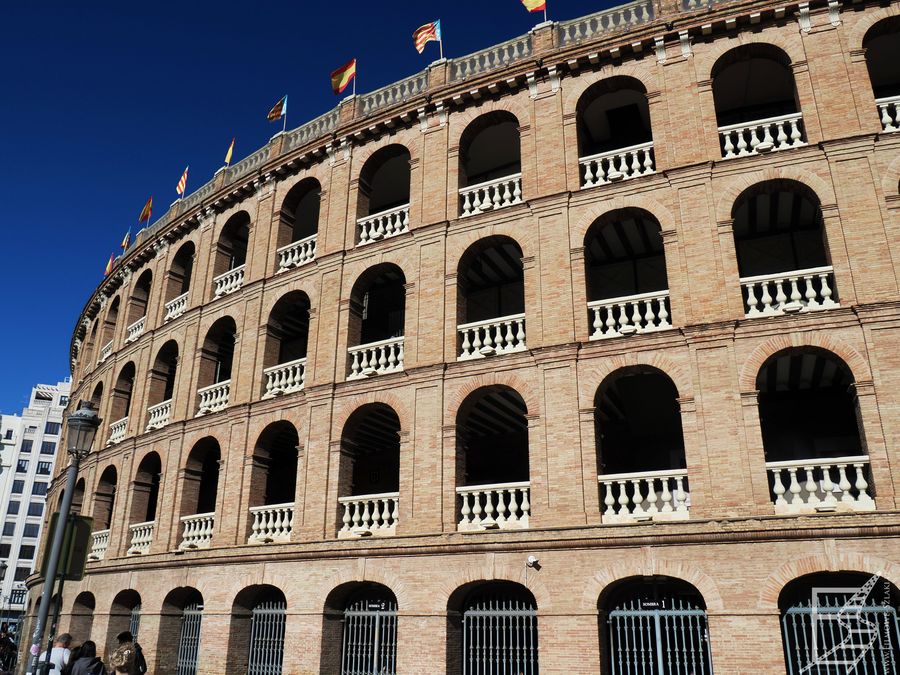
[282,98,287,133]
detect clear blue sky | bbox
[0,0,613,414]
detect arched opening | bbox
[100,297,120,355]
[247,422,299,543]
[213,211,250,297]
[577,76,655,186]
[779,572,900,673]
[164,242,194,319]
[196,317,236,415]
[276,178,320,269]
[107,590,142,655]
[456,237,526,360]
[72,477,85,515]
[455,386,530,531]
[147,341,178,429]
[598,577,712,674]
[595,367,689,522]
[262,291,311,397]
[757,347,874,513]
[127,452,161,554]
[356,145,411,245]
[227,585,286,675]
[157,587,204,675]
[108,362,135,444]
[126,270,153,338]
[178,437,220,550]
[458,111,523,216]
[347,264,405,379]
[864,17,900,132]
[70,592,95,642]
[712,44,805,157]
[447,581,537,675]
[93,465,118,531]
[322,582,399,675]
[585,209,671,338]
[338,404,401,538]
[733,180,837,316]
[90,382,103,411]
[83,321,99,368]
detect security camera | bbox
[526,555,539,568]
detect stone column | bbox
[578,406,603,525]
[739,390,778,515]
[852,380,896,509]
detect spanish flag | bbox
[331,58,357,95]
[224,137,235,165]
[104,253,115,276]
[138,196,153,223]
[120,228,131,250]
[267,95,287,121]
[521,0,546,11]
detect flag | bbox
[120,228,131,250]
[104,253,115,276]
[176,166,189,196]
[224,137,235,165]
[138,197,153,223]
[331,58,357,95]
[413,20,441,54]
[521,0,546,11]
[267,95,287,121]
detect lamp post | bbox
[27,401,99,675]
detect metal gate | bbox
[607,596,713,675]
[129,604,141,640]
[341,596,398,675]
[462,594,538,675]
[247,600,286,675]
[175,602,203,675]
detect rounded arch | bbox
[110,361,136,422]
[458,110,521,188]
[575,75,652,157]
[101,295,121,346]
[130,451,162,525]
[90,381,104,409]
[148,339,179,409]
[356,143,411,219]
[598,574,708,611]
[227,584,287,673]
[213,210,251,278]
[165,240,195,303]
[578,351,691,406]
[93,464,118,531]
[181,435,221,519]
[127,269,153,325]
[456,235,525,327]
[107,589,142,646]
[198,315,237,393]
[711,43,798,126]
[714,167,836,224]
[563,63,659,114]
[338,403,401,503]
[263,290,311,374]
[278,176,321,247]
[72,477,86,515]
[882,154,900,198]
[862,15,900,99]
[448,371,539,422]
[247,421,300,516]
[69,591,96,641]
[850,4,900,48]
[157,586,204,673]
[347,262,406,349]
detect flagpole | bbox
[352,73,356,97]
[439,38,444,59]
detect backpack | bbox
[110,643,136,672]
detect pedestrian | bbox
[67,641,104,675]
[28,632,72,673]
[108,631,146,675]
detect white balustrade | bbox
[357,204,410,245]
[145,399,172,431]
[876,95,900,133]
[164,292,188,321]
[741,266,837,318]
[196,380,230,416]
[338,492,400,538]
[450,36,532,81]
[458,314,526,361]
[88,529,110,561]
[766,456,875,515]
[277,234,317,271]
[126,521,155,555]
[248,502,294,544]
[347,337,404,380]
[459,174,523,217]
[359,71,428,115]
[213,264,245,298]
[580,142,655,188]
[683,0,714,9]
[718,113,806,159]
[125,316,146,343]
[98,340,113,364]
[589,290,671,340]
[107,417,128,445]
[179,512,215,550]
[262,358,306,398]
[598,469,690,523]
[558,0,654,44]
[457,481,531,531]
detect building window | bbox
[27,503,43,517]
[36,461,52,475]
[6,502,19,515]
[18,545,35,560]
[15,460,28,473]
[11,480,24,494]
[0,544,8,557]
[14,567,30,582]
[4,429,12,440]
[2,523,15,536]
[44,422,61,436]
[20,440,32,453]
[59,396,69,407]
[10,589,26,605]
[22,524,39,538]
[40,441,56,455]
[31,482,48,496]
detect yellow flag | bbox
[225,137,235,165]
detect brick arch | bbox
[737,333,872,392]
[212,207,253,245]
[448,95,533,148]
[849,4,900,50]
[260,284,316,323]
[274,163,330,206]
[883,154,900,199]
[181,433,225,471]
[350,129,422,169]
[332,391,412,438]
[562,63,661,115]
[578,352,692,406]
[714,167,837,224]
[319,567,412,612]
[757,553,900,610]
[578,194,677,240]
[447,371,540,424]
[581,559,724,612]
[131,448,163,481]
[695,31,806,80]
[435,563,553,613]
[448,227,536,275]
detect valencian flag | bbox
[120,228,131,251]
[521,0,546,12]
[224,137,235,165]
[176,166,189,196]
[331,58,357,95]
[104,253,115,276]
[413,20,442,54]
[267,95,287,121]
[138,196,153,223]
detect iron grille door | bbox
[130,604,141,641]
[341,598,398,675]
[462,597,538,675]
[608,598,713,675]
[247,600,286,675]
[175,603,203,675]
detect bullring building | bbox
[30,0,900,671]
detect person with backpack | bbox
[67,641,104,675]
[108,632,146,675]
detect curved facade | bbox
[30,0,900,672]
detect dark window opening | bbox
[712,45,798,126]
[457,386,529,486]
[458,237,524,325]
[459,112,521,187]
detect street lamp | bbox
[27,401,99,674]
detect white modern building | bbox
[0,380,70,631]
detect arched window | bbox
[322,583,398,675]
[247,422,299,544]
[196,317,236,415]
[456,237,526,360]
[90,382,103,412]
[262,291,310,398]
[585,209,671,338]
[347,264,406,380]
[83,321,99,369]
[599,577,713,674]
[459,112,523,216]
[108,362,135,444]
[90,466,117,561]
[147,341,178,430]
[758,348,874,514]
[125,270,152,341]
[72,478,86,515]
[108,590,142,647]
[733,180,837,317]
[178,437,220,550]
[276,178,320,270]
[100,297,120,358]
[164,242,194,320]
[70,592,96,642]
[577,77,655,186]
[864,17,900,132]
[228,586,286,675]
[127,452,161,555]
[158,587,204,675]
[455,386,530,531]
[595,367,689,523]
[712,44,805,157]
[338,404,401,538]
[213,212,250,297]
[356,145,411,245]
